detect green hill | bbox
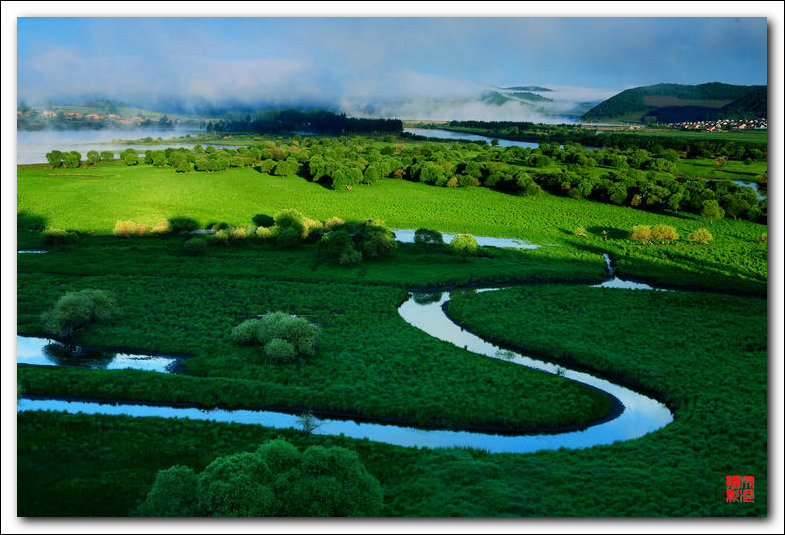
[582,82,766,123]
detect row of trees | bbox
[208,109,402,136]
[629,224,713,245]
[444,120,767,161]
[48,135,766,222]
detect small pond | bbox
[17,335,183,373]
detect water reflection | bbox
[393,229,541,250]
[17,335,182,373]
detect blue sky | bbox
[16,17,768,117]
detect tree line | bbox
[207,109,402,136]
[45,136,767,223]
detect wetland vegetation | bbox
[16,128,768,517]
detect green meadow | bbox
[16,134,768,517]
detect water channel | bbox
[17,253,674,454]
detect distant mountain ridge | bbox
[582,82,766,123]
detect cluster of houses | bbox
[664,118,767,132]
[17,107,177,127]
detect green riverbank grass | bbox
[446,284,766,516]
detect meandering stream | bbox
[17,253,674,454]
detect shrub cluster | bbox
[317,218,397,265]
[629,224,680,244]
[113,219,172,237]
[41,289,117,339]
[231,312,319,363]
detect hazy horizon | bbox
[17,17,768,121]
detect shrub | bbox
[230,319,263,345]
[232,312,319,362]
[318,230,353,259]
[151,219,172,234]
[113,220,137,237]
[324,217,345,230]
[274,209,307,238]
[229,227,248,241]
[283,317,319,357]
[339,246,363,265]
[168,217,200,232]
[255,312,293,346]
[414,228,443,245]
[100,150,115,162]
[210,222,231,232]
[449,234,478,261]
[629,225,652,243]
[256,226,278,241]
[209,229,230,245]
[276,226,301,248]
[355,219,396,259]
[43,228,79,246]
[123,152,139,166]
[651,224,679,244]
[264,338,297,363]
[134,223,152,236]
[182,237,208,256]
[41,289,116,339]
[687,228,713,244]
[574,226,588,238]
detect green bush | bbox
[264,338,297,363]
[135,465,199,517]
[687,228,713,244]
[255,312,292,346]
[41,289,117,339]
[168,217,200,232]
[135,440,382,517]
[274,209,307,238]
[629,225,652,243]
[414,228,444,245]
[182,237,208,256]
[230,319,263,345]
[232,312,319,362]
[276,226,301,248]
[449,233,478,261]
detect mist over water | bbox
[17,127,204,164]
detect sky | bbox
[15,17,768,120]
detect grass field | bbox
[17,161,768,293]
[15,142,769,517]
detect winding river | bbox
[17,254,674,454]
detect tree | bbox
[701,199,725,224]
[100,150,115,162]
[123,152,139,166]
[41,289,116,339]
[86,150,101,166]
[629,225,652,243]
[651,224,679,244]
[414,228,444,246]
[449,234,478,261]
[46,150,64,168]
[135,466,199,517]
[687,228,713,244]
